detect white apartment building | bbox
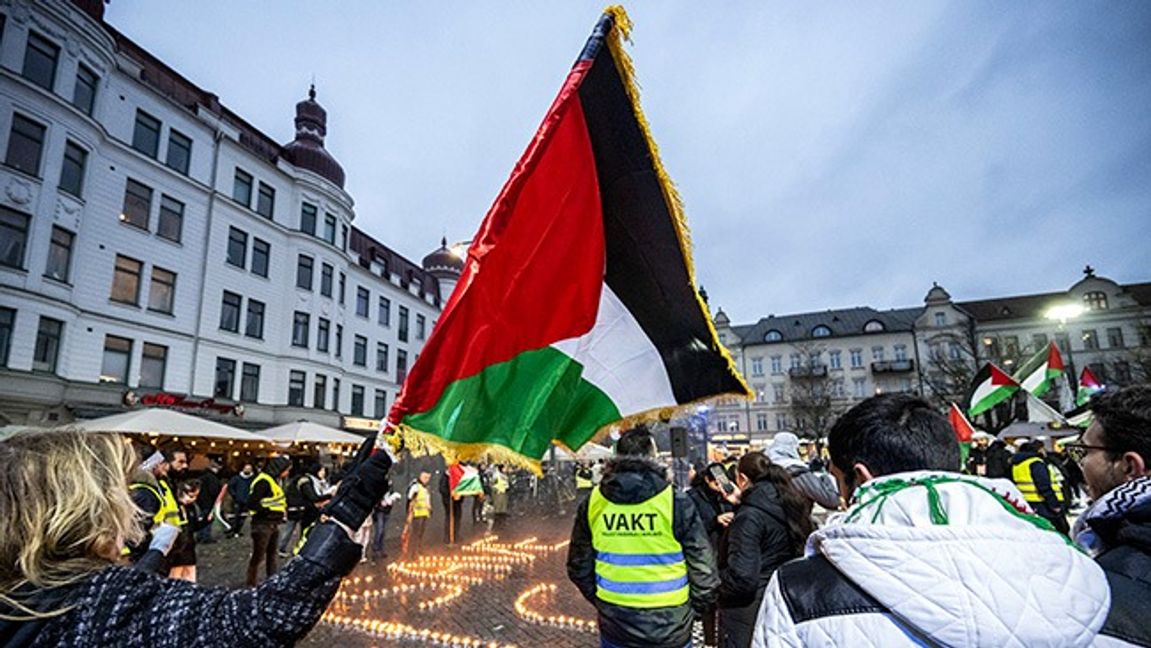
[0,0,460,429]
[713,269,1151,444]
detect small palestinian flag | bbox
[948,403,975,468]
[1013,342,1065,397]
[967,363,1020,417]
[1076,367,1104,407]
[449,464,484,498]
[386,7,750,470]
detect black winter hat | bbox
[266,456,291,476]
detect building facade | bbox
[0,0,460,429]
[713,268,1151,444]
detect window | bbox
[288,370,306,406]
[251,238,269,277]
[773,384,785,404]
[765,330,782,342]
[240,363,260,402]
[1004,335,1019,358]
[165,130,192,175]
[22,32,58,91]
[0,308,15,367]
[316,318,330,352]
[5,114,46,176]
[312,374,327,409]
[334,324,343,358]
[863,320,885,333]
[33,317,63,373]
[934,312,946,327]
[1032,333,1048,351]
[157,195,184,243]
[374,390,387,419]
[0,207,28,269]
[751,357,764,377]
[1082,329,1099,351]
[398,306,410,342]
[356,287,369,317]
[1114,361,1132,384]
[341,225,348,251]
[331,378,341,412]
[789,353,801,370]
[894,344,908,362]
[148,266,176,314]
[72,63,98,115]
[809,351,823,367]
[300,203,317,235]
[44,226,73,282]
[351,385,365,416]
[871,346,885,362]
[232,168,252,206]
[338,272,346,305]
[949,342,962,360]
[770,355,782,374]
[140,343,167,389]
[59,141,87,197]
[320,263,333,297]
[323,213,337,244]
[120,179,152,230]
[829,350,842,370]
[296,254,313,290]
[755,413,768,432]
[850,349,863,368]
[131,110,161,158]
[812,325,832,338]
[416,314,426,340]
[226,227,247,268]
[376,342,389,372]
[353,335,367,366]
[1107,327,1124,349]
[110,255,143,305]
[853,377,867,398]
[99,335,132,383]
[292,312,310,348]
[255,182,275,219]
[214,357,236,398]
[219,291,241,332]
[1083,291,1108,311]
[397,349,408,384]
[775,414,788,431]
[378,297,391,326]
[245,299,264,338]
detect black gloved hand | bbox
[322,436,394,531]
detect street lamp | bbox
[1044,302,1085,401]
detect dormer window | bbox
[812,325,832,338]
[863,320,885,333]
[1083,291,1108,311]
[765,330,783,342]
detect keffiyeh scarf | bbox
[1073,476,1151,556]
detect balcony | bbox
[788,364,829,378]
[871,359,915,374]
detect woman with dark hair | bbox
[688,462,734,647]
[718,452,813,648]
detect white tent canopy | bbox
[551,442,612,462]
[65,408,264,441]
[255,420,366,445]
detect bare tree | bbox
[919,330,979,409]
[786,341,846,440]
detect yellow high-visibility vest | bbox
[588,485,688,609]
[130,479,181,527]
[576,473,594,489]
[251,472,287,513]
[410,483,431,518]
[1012,457,1065,504]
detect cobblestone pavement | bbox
[198,514,598,647]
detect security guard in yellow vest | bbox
[126,446,187,561]
[567,428,719,648]
[1011,440,1070,534]
[246,456,290,586]
[403,471,432,558]
[575,464,595,497]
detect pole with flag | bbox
[1076,367,1104,406]
[1012,342,1066,397]
[966,363,1020,418]
[948,403,976,469]
[385,6,751,472]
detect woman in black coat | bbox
[717,452,813,648]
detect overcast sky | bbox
[109,2,1151,324]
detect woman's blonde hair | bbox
[0,429,142,618]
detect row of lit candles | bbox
[322,613,517,648]
[512,583,597,634]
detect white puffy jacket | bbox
[751,471,1111,647]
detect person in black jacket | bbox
[984,439,1013,479]
[687,462,733,647]
[1071,385,1151,647]
[0,427,393,647]
[567,428,719,648]
[718,452,813,648]
[247,456,292,586]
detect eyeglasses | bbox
[1062,442,1112,464]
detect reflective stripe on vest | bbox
[252,473,287,513]
[588,484,688,609]
[1011,457,1065,504]
[130,480,181,527]
[411,483,431,518]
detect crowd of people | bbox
[567,385,1151,648]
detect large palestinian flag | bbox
[386,7,750,469]
[966,363,1020,417]
[1012,341,1065,397]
